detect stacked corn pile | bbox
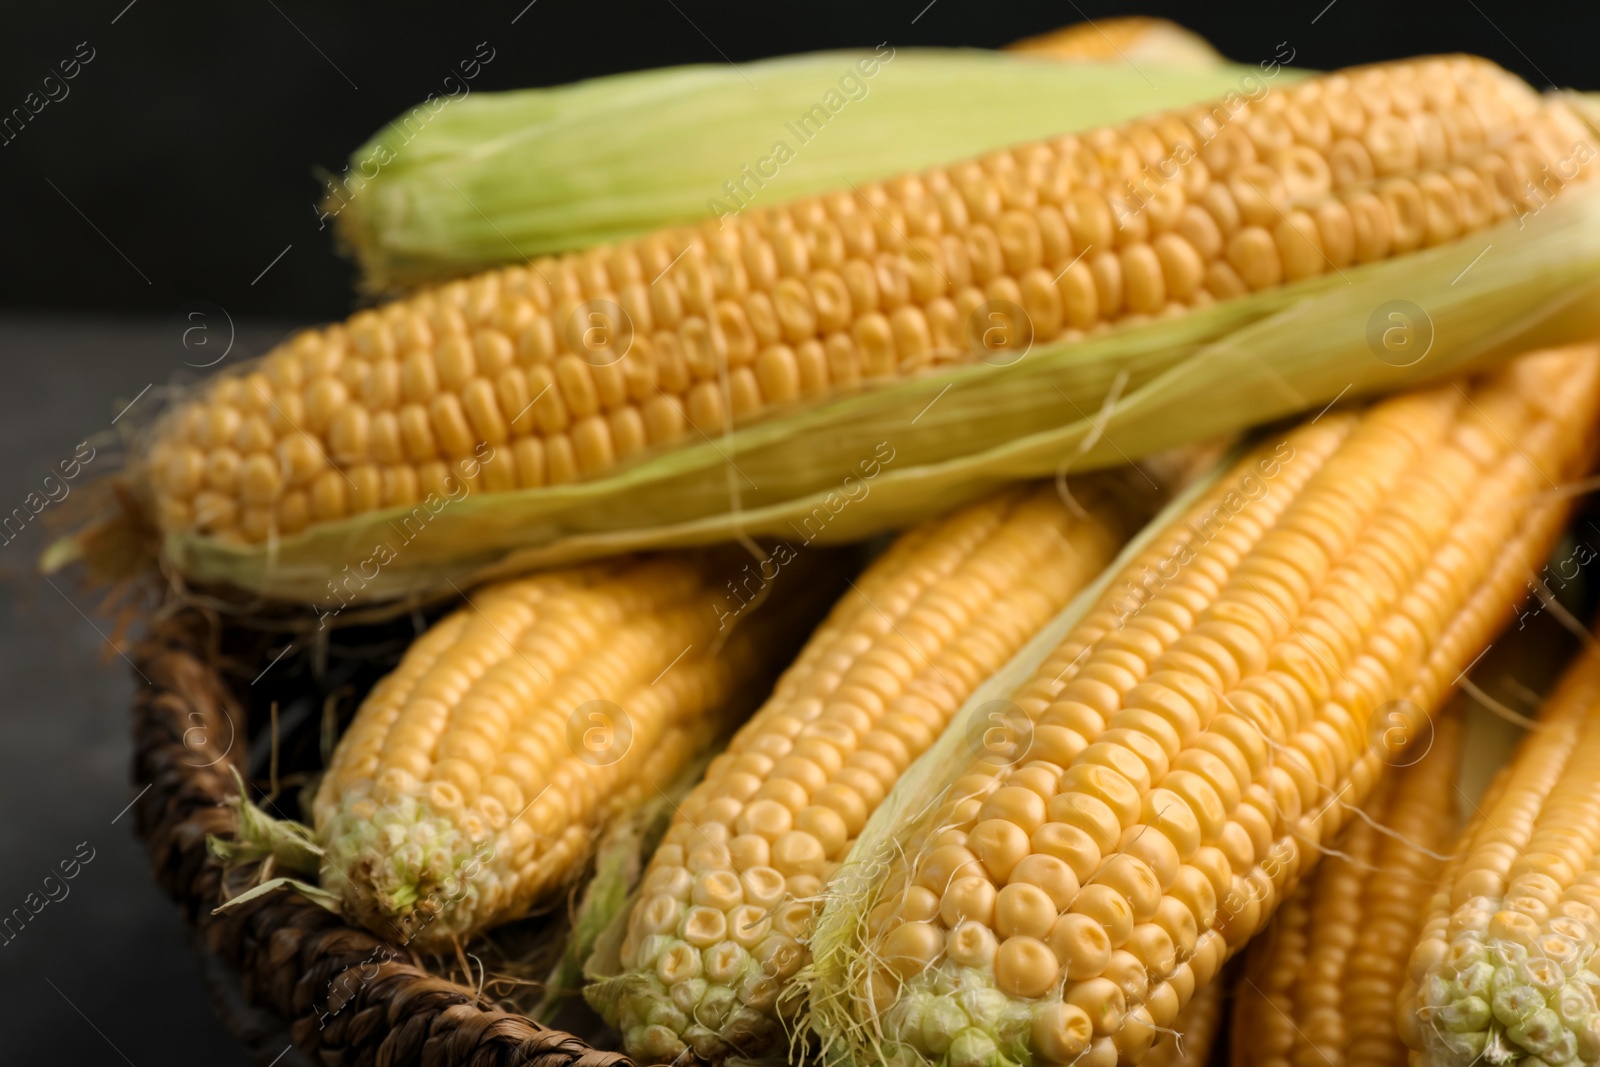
[77,23,1600,1067]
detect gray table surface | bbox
[0,314,312,1065]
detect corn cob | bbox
[1233,711,1464,1067]
[1402,643,1600,1067]
[1007,18,1225,69]
[311,547,841,950]
[595,480,1139,1063]
[143,56,1592,551]
[1151,977,1225,1067]
[816,344,1600,1067]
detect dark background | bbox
[2,1,1598,1063]
[4,0,1600,323]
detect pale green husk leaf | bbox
[211,876,342,916]
[206,768,322,875]
[206,770,336,915]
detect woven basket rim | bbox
[130,605,634,1067]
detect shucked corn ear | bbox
[126,56,1600,604]
[1233,711,1464,1067]
[331,44,1282,290]
[808,345,1600,1067]
[1402,638,1600,1067]
[589,479,1144,1063]
[311,546,842,950]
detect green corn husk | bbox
[158,175,1600,606]
[329,49,1304,292]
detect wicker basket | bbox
[130,601,633,1067]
